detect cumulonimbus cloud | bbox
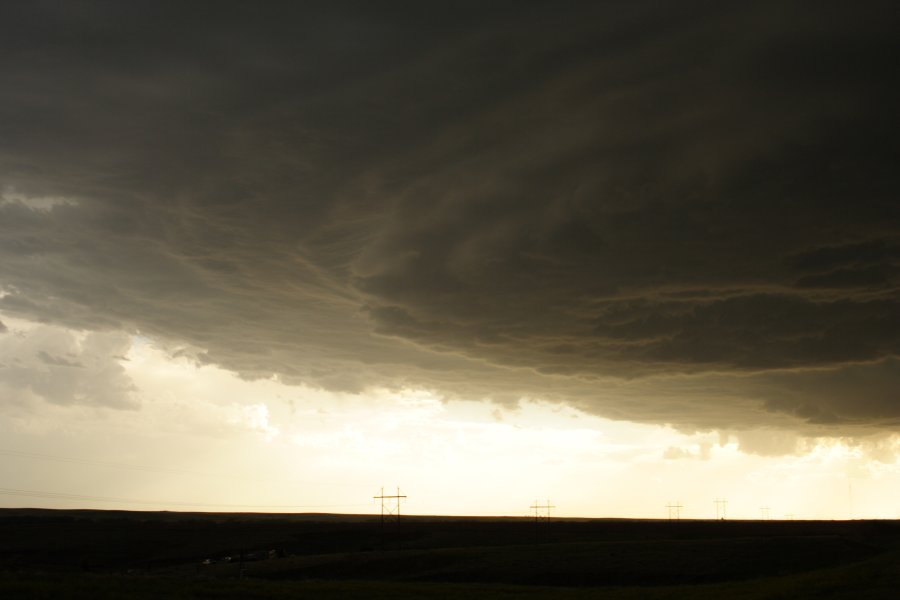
[0,1,897,431]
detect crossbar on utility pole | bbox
[529,499,555,523]
[666,502,684,521]
[374,487,406,533]
[529,499,555,543]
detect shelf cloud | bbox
[0,1,897,433]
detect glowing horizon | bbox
[2,315,898,521]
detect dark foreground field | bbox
[1,509,899,598]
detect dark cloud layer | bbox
[0,1,898,431]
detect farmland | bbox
[1,510,898,598]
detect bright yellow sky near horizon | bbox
[2,314,898,521]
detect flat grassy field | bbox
[1,510,898,598]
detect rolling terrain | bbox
[1,509,898,598]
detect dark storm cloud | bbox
[0,1,897,431]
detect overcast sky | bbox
[1,1,898,518]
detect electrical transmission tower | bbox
[529,499,555,542]
[530,499,555,523]
[759,506,771,520]
[714,498,728,520]
[666,502,684,521]
[374,487,406,532]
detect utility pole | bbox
[529,499,555,523]
[529,499,555,542]
[374,487,406,540]
[666,502,683,521]
[714,498,728,520]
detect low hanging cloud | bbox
[0,2,897,433]
[0,323,136,410]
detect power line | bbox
[0,447,357,488]
[0,486,371,510]
[0,448,207,477]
